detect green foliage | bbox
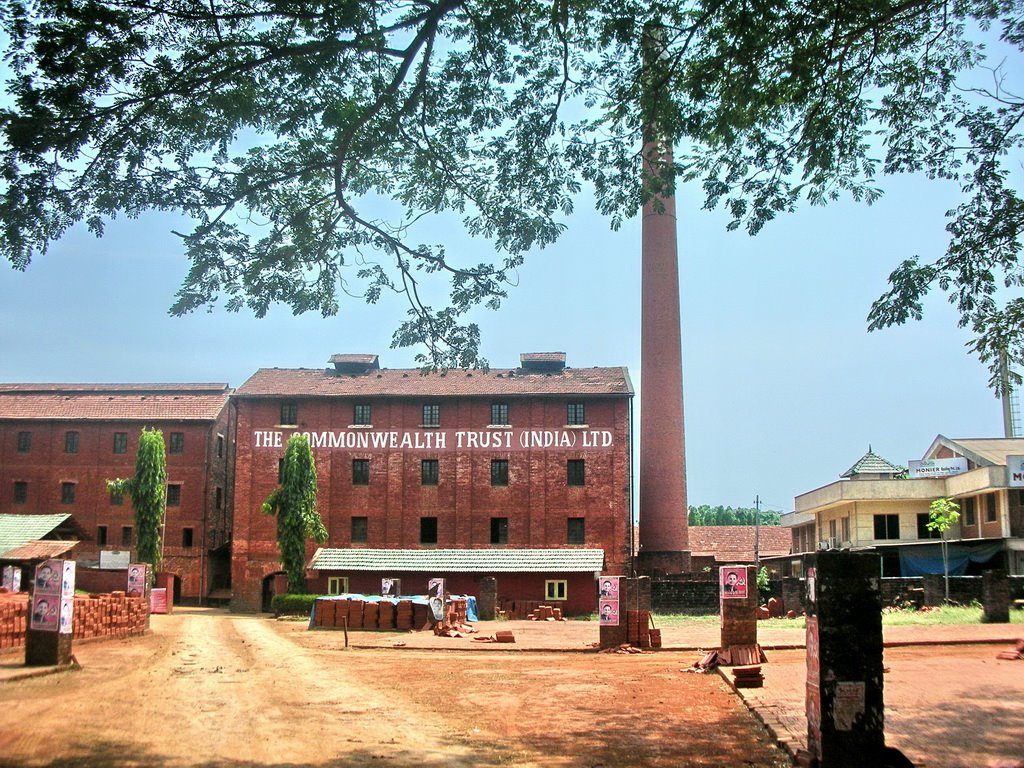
[756,566,771,601]
[928,497,961,601]
[106,428,167,574]
[271,593,321,618]
[688,505,780,526]
[262,434,328,594]
[1,1,1022,378]
[927,497,961,535]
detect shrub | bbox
[271,593,320,617]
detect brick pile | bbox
[72,592,149,640]
[627,610,662,648]
[0,592,28,649]
[313,598,439,631]
[525,604,565,621]
[0,591,148,650]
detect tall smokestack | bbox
[637,24,690,575]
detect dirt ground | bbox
[0,608,791,768]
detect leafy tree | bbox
[261,434,328,594]
[927,497,961,602]
[107,428,167,576]
[688,505,780,526]
[1,1,1022,376]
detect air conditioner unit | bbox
[828,537,838,549]
[818,539,831,551]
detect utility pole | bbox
[753,495,761,571]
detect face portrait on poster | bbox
[381,578,400,597]
[720,567,748,599]
[59,597,74,634]
[30,595,58,630]
[598,599,619,626]
[427,578,445,621]
[34,560,60,594]
[127,563,147,596]
[599,577,619,598]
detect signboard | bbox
[150,588,169,614]
[720,566,748,599]
[427,578,445,621]
[806,616,822,760]
[127,563,148,597]
[1008,455,1024,487]
[100,549,132,570]
[2,565,21,592]
[30,559,74,633]
[908,457,968,478]
[253,427,615,452]
[598,577,620,626]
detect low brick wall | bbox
[0,591,149,651]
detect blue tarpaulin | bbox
[898,541,1003,577]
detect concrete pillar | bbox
[477,577,497,621]
[720,565,758,650]
[599,576,650,649]
[804,551,886,767]
[982,569,1010,623]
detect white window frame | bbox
[327,577,349,595]
[545,580,567,602]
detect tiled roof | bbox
[236,366,633,398]
[841,447,906,477]
[926,436,1024,467]
[0,384,232,421]
[0,514,72,556]
[308,548,606,572]
[1,540,78,560]
[687,526,792,561]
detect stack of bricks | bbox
[526,604,563,621]
[0,592,28,650]
[0,592,148,650]
[626,609,653,648]
[72,593,149,640]
[313,598,433,631]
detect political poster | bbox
[598,576,621,625]
[127,563,148,597]
[720,566,748,599]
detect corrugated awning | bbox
[0,540,77,560]
[308,548,605,573]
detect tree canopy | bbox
[688,505,780,526]
[262,433,327,594]
[107,428,167,574]
[1,0,1022,377]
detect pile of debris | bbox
[684,645,767,674]
[995,639,1024,661]
[526,604,565,621]
[473,630,516,644]
[731,665,764,688]
[602,643,651,655]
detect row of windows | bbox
[870,493,1003,542]
[15,430,192,455]
[321,458,586,487]
[279,402,588,428]
[348,516,586,545]
[10,481,221,507]
[94,525,195,548]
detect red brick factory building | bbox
[230,353,634,613]
[0,383,234,602]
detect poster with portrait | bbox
[2,565,21,592]
[127,563,148,597]
[720,566,748,599]
[58,596,75,634]
[381,578,400,597]
[33,559,61,595]
[61,560,76,595]
[598,598,619,626]
[427,578,445,621]
[30,593,59,631]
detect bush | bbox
[271,593,320,617]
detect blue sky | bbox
[0,168,1006,514]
